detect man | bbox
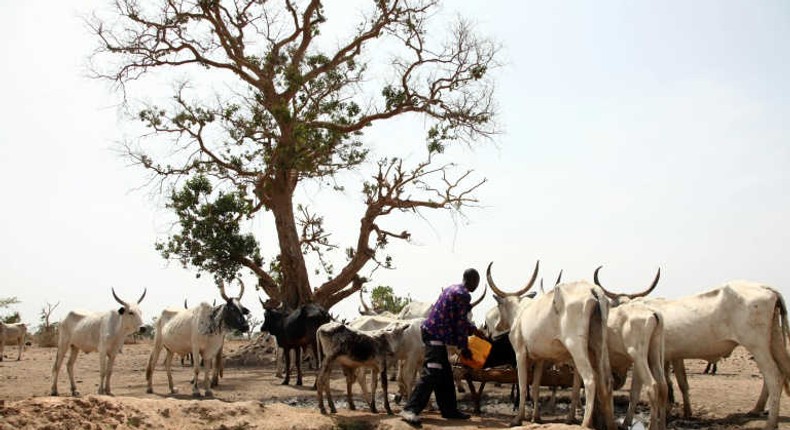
[400,268,487,427]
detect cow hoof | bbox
[319,408,327,415]
[509,420,522,427]
[50,390,58,396]
[349,404,356,411]
[205,390,214,398]
[146,388,153,394]
[296,380,303,386]
[72,391,81,397]
[281,380,289,386]
[386,409,394,416]
[192,391,203,398]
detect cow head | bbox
[259,297,285,333]
[593,266,661,307]
[112,287,147,335]
[218,278,251,333]
[487,261,540,332]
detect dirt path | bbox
[1,340,788,429]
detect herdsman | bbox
[400,268,487,427]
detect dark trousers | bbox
[403,332,459,416]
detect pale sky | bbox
[1,1,788,330]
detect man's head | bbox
[463,268,480,292]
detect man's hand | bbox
[460,348,473,360]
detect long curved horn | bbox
[593,266,619,300]
[470,282,487,308]
[137,288,147,304]
[555,270,563,286]
[184,299,188,309]
[627,267,660,299]
[111,288,128,307]
[487,260,540,298]
[218,279,230,301]
[359,288,374,314]
[259,296,266,309]
[236,277,245,299]
[487,261,509,298]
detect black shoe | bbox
[442,411,471,420]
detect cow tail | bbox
[770,288,790,395]
[589,288,615,430]
[145,321,164,382]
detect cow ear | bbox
[118,307,126,315]
[242,307,250,315]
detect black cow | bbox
[260,301,331,386]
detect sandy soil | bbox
[1,340,788,429]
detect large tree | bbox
[89,0,498,309]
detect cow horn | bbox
[236,277,245,299]
[259,296,266,309]
[555,270,563,286]
[359,288,374,314]
[184,299,188,309]
[593,266,619,300]
[470,282,487,308]
[111,288,128,307]
[540,278,545,294]
[218,279,230,301]
[627,267,660,299]
[594,266,661,300]
[137,288,147,304]
[486,260,540,298]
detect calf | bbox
[0,322,28,361]
[146,279,249,397]
[315,321,409,415]
[50,288,147,396]
[260,301,331,386]
[348,315,425,402]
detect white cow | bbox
[595,275,790,430]
[484,261,541,338]
[146,279,250,397]
[0,322,28,361]
[50,288,147,396]
[349,315,425,401]
[584,266,668,430]
[487,264,615,429]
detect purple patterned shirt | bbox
[421,283,476,349]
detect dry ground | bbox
[1,339,788,429]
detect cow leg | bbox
[381,361,394,415]
[282,347,292,385]
[572,352,598,428]
[530,361,544,423]
[671,359,692,419]
[98,348,109,395]
[355,368,371,404]
[568,370,581,424]
[0,337,4,361]
[16,337,23,361]
[50,343,69,396]
[203,354,214,397]
[647,330,669,430]
[369,365,379,414]
[191,348,203,397]
[344,367,357,411]
[749,347,783,430]
[316,355,334,414]
[295,347,303,386]
[104,352,118,396]
[163,351,176,394]
[750,381,769,416]
[66,345,80,396]
[510,350,530,427]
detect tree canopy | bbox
[90,0,499,309]
[369,285,410,314]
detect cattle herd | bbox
[3,263,789,430]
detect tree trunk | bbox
[270,186,312,309]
